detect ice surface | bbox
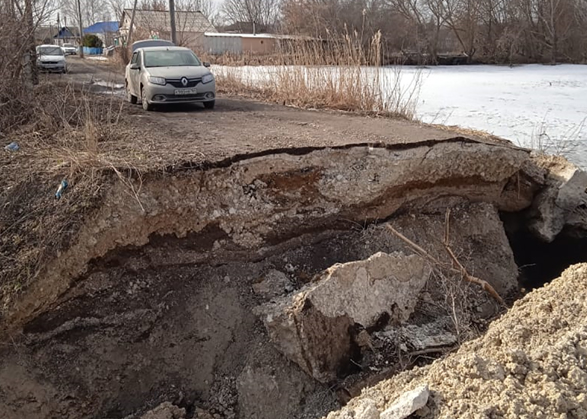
[407,64,587,168]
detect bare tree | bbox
[222,0,280,29]
[440,0,482,62]
[176,0,215,18]
[532,0,576,64]
[107,0,127,22]
[385,0,446,63]
[60,0,108,27]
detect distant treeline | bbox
[222,0,587,65]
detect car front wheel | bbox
[141,87,153,111]
[203,100,215,110]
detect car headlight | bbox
[202,73,214,84]
[148,76,166,86]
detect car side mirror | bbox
[130,63,140,70]
[203,62,210,68]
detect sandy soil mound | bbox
[328,263,587,419]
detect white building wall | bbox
[203,36,243,55]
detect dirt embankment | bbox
[328,263,587,419]
[1,82,587,419]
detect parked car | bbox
[36,45,67,73]
[131,39,174,53]
[62,43,77,55]
[125,46,215,111]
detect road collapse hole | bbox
[502,213,587,290]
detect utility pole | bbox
[77,0,84,57]
[169,0,177,44]
[127,0,138,47]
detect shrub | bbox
[83,34,103,48]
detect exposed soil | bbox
[0,202,518,419]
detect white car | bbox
[125,46,216,111]
[36,45,67,73]
[62,43,78,55]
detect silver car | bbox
[62,43,78,55]
[36,45,67,73]
[125,46,216,111]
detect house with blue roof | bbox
[53,26,80,46]
[83,21,120,47]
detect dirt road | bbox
[51,57,509,166]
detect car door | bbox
[128,51,140,95]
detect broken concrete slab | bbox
[380,385,430,419]
[362,202,520,298]
[3,140,535,340]
[256,252,431,382]
[529,157,587,242]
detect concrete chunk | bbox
[380,385,430,419]
[529,159,587,242]
[256,252,431,382]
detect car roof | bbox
[131,39,175,52]
[38,44,61,48]
[136,46,192,52]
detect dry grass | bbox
[0,79,148,311]
[528,117,587,160]
[214,32,422,120]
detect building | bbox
[84,21,120,47]
[220,21,273,34]
[53,27,80,46]
[119,9,217,49]
[203,33,277,55]
[203,33,320,56]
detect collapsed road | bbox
[1,59,587,419]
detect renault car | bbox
[125,46,215,111]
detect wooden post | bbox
[77,0,84,57]
[127,0,138,47]
[169,0,177,44]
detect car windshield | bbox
[64,44,74,47]
[38,46,63,56]
[144,50,201,67]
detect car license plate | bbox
[175,88,198,95]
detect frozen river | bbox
[408,64,587,167]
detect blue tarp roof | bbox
[84,21,119,34]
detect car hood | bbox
[39,54,65,62]
[146,66,211,79]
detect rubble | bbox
[256,252,431,382]
[379,386,430,419]
[326,264,587,419]
[4,125,587,419]
[375,319,458,352]
[529,157,587,241]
